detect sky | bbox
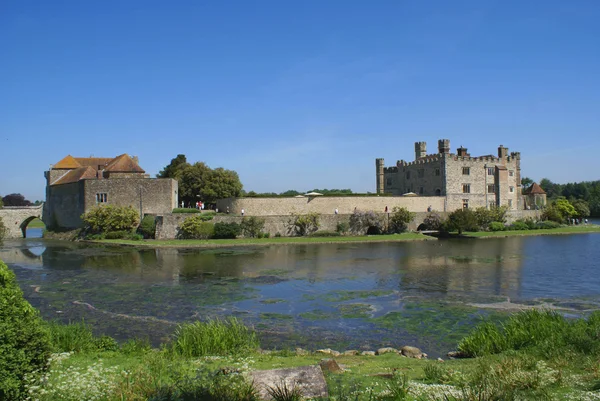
[1,0,599,201]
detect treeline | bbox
[534,178,600,217]
[0,193,42,207]
[244,188,386,197]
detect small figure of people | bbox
[226,206,230,214]
[335,208,338,215]
[181,200,184,208]
[241,208,245,217]
[427,205,432,212]
[585,218,589,225]
[385,206,388,213]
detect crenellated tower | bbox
[376,158,385,194]
[414,142,427,160]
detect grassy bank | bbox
[95,232,433,248]
[26,218,45,228]
[465,224,600,238]
[22,311,600,400]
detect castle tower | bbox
[438,139,450,154]
[498,145,508,165]
[414,142,427,160]
[376,158,385,194]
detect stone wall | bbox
[44,181,85,229]
[0,205,44,238]
[216,196,446,217]
[385,157,445,196]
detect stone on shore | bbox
[250,365,328,400]
[376,347,398,355]
[400,345,426,359]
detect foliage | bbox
[310,230,341,237]
[538,178,600,216]
[489,222,505,231]
[420,212,443,231]
[48,321,118,352]
[178,216,215,239]
[0,216,7,240]
[554,197,577,220]
[572,199,591,218]
[170,317,259,357]
[179,161,212,204]
[388,206,415,233]
[473,206,508,229]
[537,220,561,229]
[0,260,52,400]
[541,204,563,223]
[509,221,529,231]
[138,215,156,239]
[104,230,143,240]
[201,167,243,203]
[213,222,241,239]
[443,209,478,234]
[336,221,350,234]
[266,381,303,401]
[240,216,265,238]
[81,205,140,234]
[0,196,3,208]
[156,154,188,179]
[172,208,201,214]
[1,193,32,206]
[349,210,383,235]
[288,212,320,236]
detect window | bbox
[487,167,494,176]
[462,184,471,193]
[509,170,514,177]
[508,199,513,208]
[435,188,441,196]
[386,178,392,186]
[418,169,424,178]
[406,171,411,179]
[96,193,107,203]
[419,187,424,195]
[462,167,470,175]
[462,199,469,209]
[435,168,440,176]
[510,186,514,193]
[487,184,495,193]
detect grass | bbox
[94,232,433,248]
[26,217,45,228]
[465,224,600,238]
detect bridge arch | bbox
[0,204,44,238]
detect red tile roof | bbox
[52,166,97,185]
[524,183,546,195]
[53,155,82,169]
[103,154,145,173]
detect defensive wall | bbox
[0,205,44,239]
[215,196,446,217]
[154,210,540,240]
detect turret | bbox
[498,145,508,159]
[414,142,427,160]
[457,146,469,157]
[376,158,385,194]
[438,139,450,154]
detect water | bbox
[3,231,600,356]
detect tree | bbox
[388,207,415,233]
[81,205,140,234]
[0,217,7,240]
[444,209,478,234]
[178,162,211,205]
[2,193,31,207]
[280,190,301,196]
[201,168,243,203]
[157,154,189,179]
[240,216,265,238]
[554,197,577,221]
[572,199,590,218]
[521,177,534,188]
[288,213,320,236]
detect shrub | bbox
[542,205,563,223]
[241,216,266,238]
[537,220,561,229]
[388,206,415,233]
[213,222,241,239]
[104,230,132,239]
[509,221,529,231]
[288,213,320,236]
[421,213,442,231]
[171,317,259,357]
[0,216,7,240]
[274,232,282,238]
[179,215,215,239]
[310,230,341,237]
[48,321,96,352]
[474,206,508,229]
[489,222,505,231]
[138,215,156,239]
[443,209,478,234]
[81,205,139,234]
[1,260,52,400]
[172,208,201,214]
[336,221,350,234]
[349,210,383,235]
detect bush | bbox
[81,205,139,234]
[0,216,7,240]
[288,213,320,236]
[213,222,241,239]
[274,232,282,238]
[138,215,156,239]
[240,216,266,238]
[542,204,563,223]
[474,206,508,229]
[537,220,561,229]
[1,260,52,400]
[336,221,350,234]
[179,215,215,239]
[420,213,442,231]
[388,206,415,233]
[171,317,259,357]
[310,230,341,237]
[509,221,529,231]
[349,210,383,235]
[172,208,201,214]
[489,222,506,231]
[443,209,478,234]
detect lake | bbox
[3,227,600,357]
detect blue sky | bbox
[1,0,599,201]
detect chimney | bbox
[457,146,469,157]
[498,145,508,159]
[414,142,427,160]
[132,156,139,165]
[438,139,450,154]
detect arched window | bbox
[435,188,441,196]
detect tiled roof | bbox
[53,155,82,169]
[74,157,113,170]
[524,183,546,195]
[103,154,145,173]
[52,166,97,186]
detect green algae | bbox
[338,303,373,318]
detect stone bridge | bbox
[0,204,44,238]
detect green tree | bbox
[179,162,211,204]
[1,260,52,400]
[0,217,6,240]
[289,212,320,236]
[521,176,534,188]
[156,154,189,179]
[201,167,243,203]
[554,197,577,221]
[81,205,140,234]
[240,216,265,238]
[572,199,590,218]
[388,207,415,233]
[444,209,478,234]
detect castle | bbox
[43,154,178,229]
[376,139,523,211]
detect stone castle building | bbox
[43,154,178,229]
[376,139,521,211]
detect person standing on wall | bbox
[335,208,338,215]
[241,208,245,217]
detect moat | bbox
[2,229,600,358]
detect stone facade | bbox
[43,154,178,229]
[377,139,521,211]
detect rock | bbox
[437,358,444,362]
[316,348,333,355]
[344,350,359,356]
[250,365,328,400]
[330,350,341,357]
[376,347,398,355]
[400,345,424,359]
[447,351,466,359]
[295,347,308,356]
[361,351,376,356]
[319,359,343,373]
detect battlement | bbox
[396,154,441,167]
[451,155,502,163]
